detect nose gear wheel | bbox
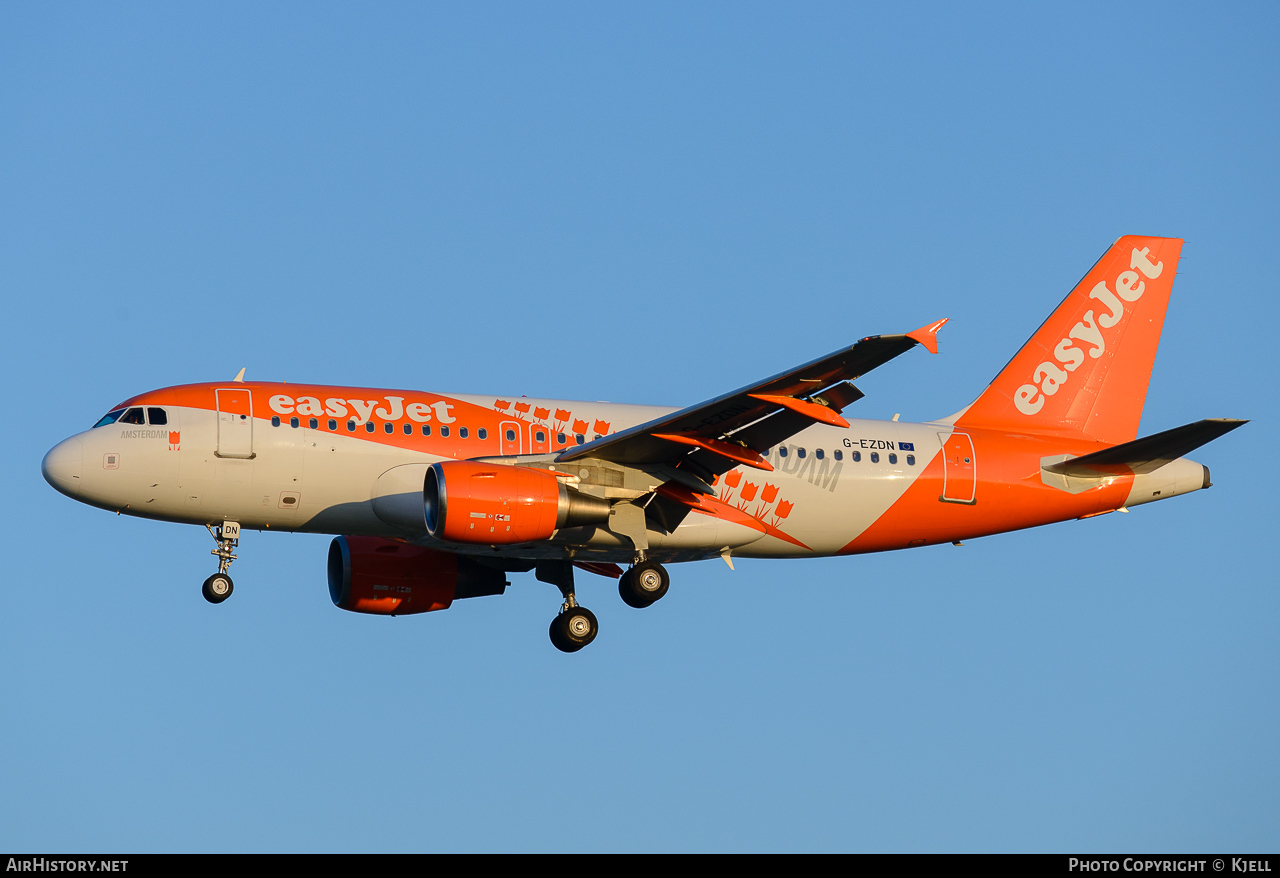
[202,573,234,604]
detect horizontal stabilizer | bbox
[1043,418,1247,477]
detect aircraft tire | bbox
[549,606,598,652]
[202,573,233,604]
[620,561,669,608]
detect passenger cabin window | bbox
[852,451,861,462]
[329,419,337,431]
[797,448,807,459]
[347,420,356,432]
[575,434,585,445]
[384,422,393,434]
[478,428,488,440]
[870,452,879,463]
[365,422,375,433]
[459,427,469,439]
[815,449,824,460]
[888,453,897,465]
[557,432,566,445]
[290,417,300,428]
[272,416,281,427]
[907,454,916,466]
[779,446,788,458]
[147,408,168,426]
[422,425,431,436]
[403,423,412,435]
[310,418,319,429]
[93,409,126,428]
[120,408,145,425]
[834,450,843,461]
[440,426,450,438]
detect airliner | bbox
[42,236,1244,651]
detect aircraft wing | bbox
[555,319,947,485]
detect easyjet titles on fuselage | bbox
[268,394,457,425]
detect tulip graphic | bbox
[534,407,550,421]
[168,431,181,450]
[554,408,571,424]
[494,399,511,411]
[724,469,742,488]
[775,500,794,519]
[593,419,611,435]
[514,401,530,415]
[739,482,758,509]
[753,483,779,518]
[573,419,589,434]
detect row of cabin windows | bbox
[513,428,587,447]
[268,416,590,446]
[93,406,167,428]
[773,445,915,467]
[271,416,482,439]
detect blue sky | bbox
[1,3,1276,852]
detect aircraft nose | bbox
[42,436,84,498]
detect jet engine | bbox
[328,535,507,615]
[424,461,611,545]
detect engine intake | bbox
[327,535,507,615]
[424,461,610,544]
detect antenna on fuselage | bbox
[233,368,246,383]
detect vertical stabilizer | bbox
[956,235,1183,444]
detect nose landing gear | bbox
[203,521,240,605]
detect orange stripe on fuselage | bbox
[840,428,1134,554]
[115,382,589,459]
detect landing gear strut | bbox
[203,521,240,604]
[619,559,669,608]
[537,561,598,653]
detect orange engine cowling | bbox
[424,460,611,545]
[327,535,507,615]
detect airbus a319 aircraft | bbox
[43,236,1244,651]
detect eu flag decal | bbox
[899,442,915,451]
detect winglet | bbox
[233,367,246,383]
[906,319,948,354]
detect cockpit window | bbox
[119,408,145,425]
[93,409,126,428]
[147,407,168,426]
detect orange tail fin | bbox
[955,235,1183,444]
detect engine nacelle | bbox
[424,461,611,545]
[327,535,507,615]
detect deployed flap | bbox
[1043,418,1246,477]
[556,322,946,476]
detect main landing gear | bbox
[202,521,240,604]
[619,560,669,609]
[537,561,599,653]
[535,558,672,651]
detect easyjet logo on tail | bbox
[1014,247,1164,416]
